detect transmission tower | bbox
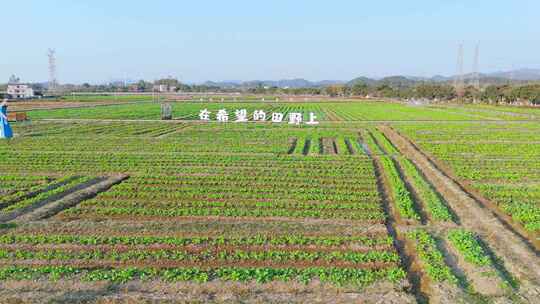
[509,64,515,84]
[47,49,57,94]
[472,44,480,90]
[454,44,465,98]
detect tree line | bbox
[6,77,539,105]
[248,82,540,105]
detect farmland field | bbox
[25,100,540,121]
[397,122,540,233]
[0,100,539,303]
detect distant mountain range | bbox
[200,68,540,89]
[202,79,344,89]
[399,68,540,82]
[488,68,540,81]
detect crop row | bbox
[62,205,386,221]
[0,152,374,174]
[361,131,383,155]
[82,198,382,211]
[406,230,457,283]
[0,248,399,264]
[21,122,185,138]
[100,187,377,202]
[0,234,393,247]
[113,181,376,196]
[134,173,375,185]
[0,265,406,286]
[447,229,491,267]
[371,131,399,155]
[397,158,453,221]
[127,177,376,191]
[0,152,372,169]
[380,157,420,220]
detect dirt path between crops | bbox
[13,174,129,222]
[0,279,416,304]
[379,125,540,297]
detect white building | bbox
[7,84,34,99]
[153,84,177,93]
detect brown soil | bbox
[12,219,390,238]
[441,237,506,297]
[14,174,129,222]
[0,279,416,304]
[0,243,395,254]
[286,138,297,154]
[1,259,398,270]
[321,138,338,155]
[0,176,88,223]
[55,214,386,226]
[0,176,78,210]
[344,138,356,154]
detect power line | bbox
[454,44,465,97]
[47,49,57,94]
[472,44,480,90]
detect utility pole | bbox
[454,44,465,98]
[472,44,480,90]
[47,49,57,95]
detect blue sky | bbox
[2,0,539,84]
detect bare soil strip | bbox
[0,279,416,304]
[0,243,395,254]
[302,139,312,155]
[440,236,507,297]
[12,218,389,238]
[55,214,386,227]
[287,138,298,154]
[1,259,398,270]
[0,176,87,223]
[14,174,129,222]
[321,138,337,155]
[344,138,355,154]
[0,176,79,210]
[380,126,540,291]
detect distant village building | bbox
[7,84,34,99]
[153,84,176,93]
[128,84,142,92]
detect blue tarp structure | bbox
[0,103,13,139]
